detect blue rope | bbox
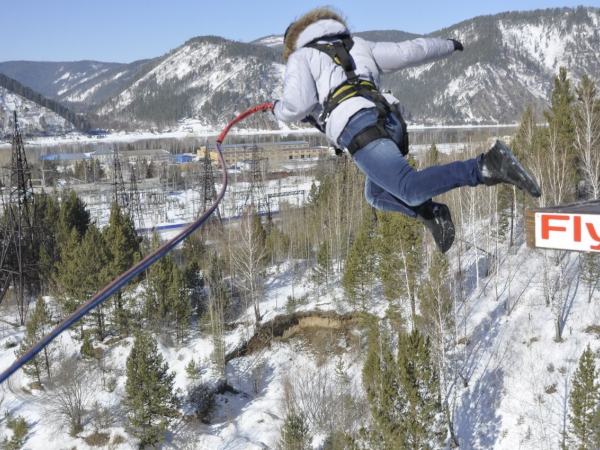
[0,142,227,384]
[0,102,274,384]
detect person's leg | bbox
[338,108,484,207]
[364,177,419,217]
[338,109,464,253]
[353,138,484,207]
[364,177,455,253]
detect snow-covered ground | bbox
[1,131,595,449]
[1,223,597,449]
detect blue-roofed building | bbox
[39,153,91,162]
[174,154,195,164]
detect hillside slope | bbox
[1,7,598,130]
[0,86,75,137]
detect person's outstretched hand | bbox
[448,39,463,51]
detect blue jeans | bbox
[337,108,484,218]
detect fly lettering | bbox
[541,214,600,251]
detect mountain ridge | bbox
[0,6,598,133]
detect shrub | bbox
[105,377,117,393]
[112,434,126,445]
[84,432,110,447]
[2,414,28,450]
[185,358,200,380]
[187,381,217,424]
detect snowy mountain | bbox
[0,86,75,137]
[97,6,600,128]
[94,36,284,130]
[0,59,154,113]
[251,35,285,52]
[383,6,600,124]
[0,6,598,131]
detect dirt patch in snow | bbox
[225,310,360,362]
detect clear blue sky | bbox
[1,0,595,63]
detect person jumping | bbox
[272,7,541,253]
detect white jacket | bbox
[273,19,455,145]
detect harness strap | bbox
[304,36,409,156]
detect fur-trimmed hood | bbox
[283,7,349,62]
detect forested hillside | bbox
[0,66,599,449]
[381,6,600,124]
[0,73,90,131]
[1,7,598,131]
[93,6,600,128]
[0,59,155,113]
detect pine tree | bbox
[206,252,229,378]
[183,256,204,317]
[2,414,28,450]
[395,329,444,449]
[375,209,423,322]
[180,231,206,318]
[35,191,61,288]
[573,73,600,199]
[80,331,95,360]
[170,264,191,344]
[362,324,443,449]
[543,67,578,205]
[265,226,291,265]
[568,344,600,450]
[579,252,600,303]
[278,411,312,450]
[54,224,110,335]
[342,209,377,309]
[103,201,141,333]
[79,224,111,338]
[123,331,180,447]
[361,321,402,450]
[14,297,54,383]
[422,142,440,168]
[54,227,86,313]
[312,240,333,295]
[144,232,175,323]
[417,252,453,337]
[57,189,90,244]
[185,358,200,380]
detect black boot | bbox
[417,201,455,254]
[480,140,541,198]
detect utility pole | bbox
[243,145,268,215]
[128,170,146,233]
[200,147,222,224]
[0,112,39,324]
[111,146,128,213]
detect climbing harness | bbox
[305,35,409,156]
[0,103,274,384]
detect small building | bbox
[198,140,327,169]
[90,148,171,164]
[174,154,195,164]
[39,153,91,162]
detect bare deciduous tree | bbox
[574,74,600,199]
[44,357,97,435]
[229,209,267,325]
